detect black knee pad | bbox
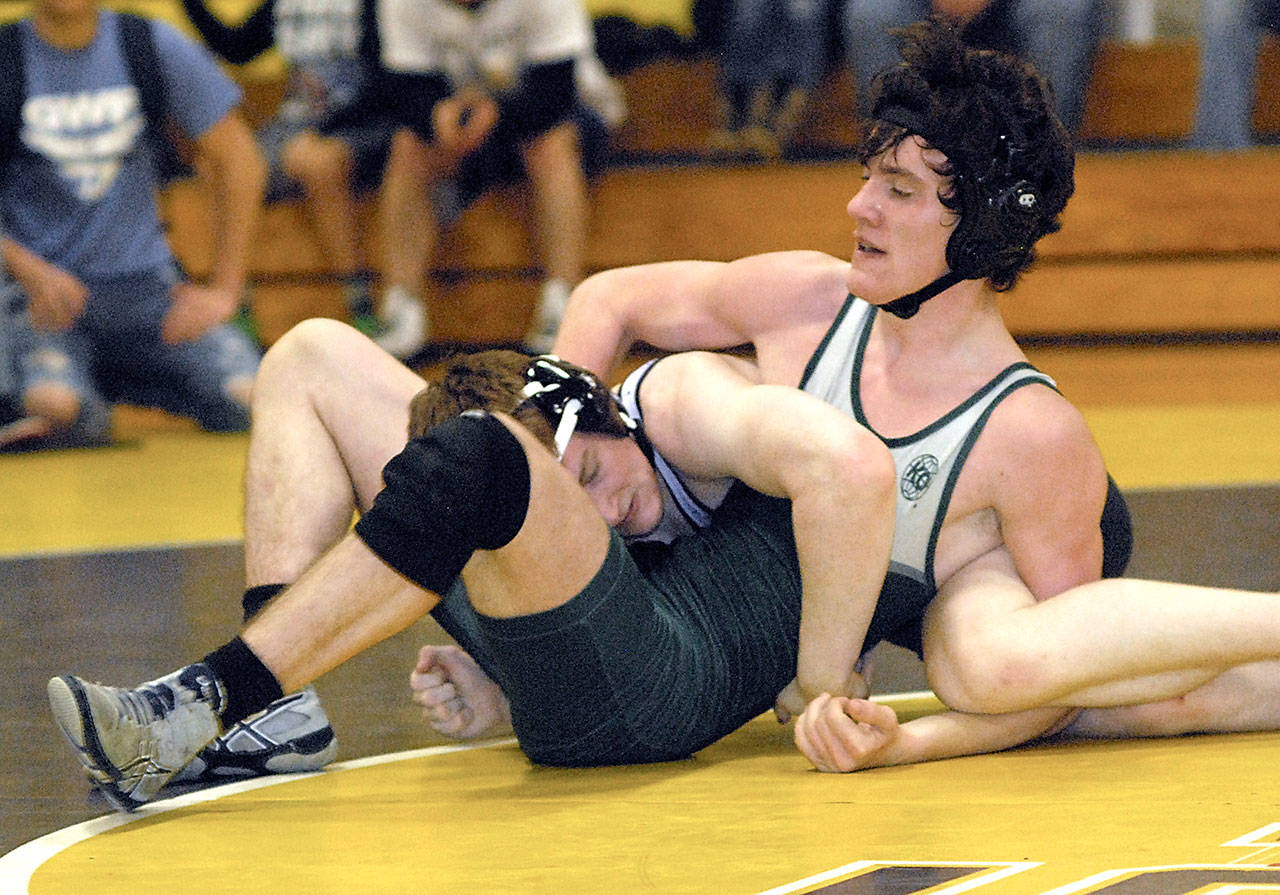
[354,412,531,593]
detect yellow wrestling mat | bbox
[7,694,1280,895]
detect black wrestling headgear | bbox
[521,355,637,456]
[873,101,1041,319]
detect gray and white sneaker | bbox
[524,278,572,354]
[373,285,429,359]
[171,686,337,783]
[47,667,223,812]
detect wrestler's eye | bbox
[887,178,914,198]
[579,450,599,487]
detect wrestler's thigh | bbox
[462,417,611,618]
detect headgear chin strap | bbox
[521,355,636,457]
[878,269,963,319]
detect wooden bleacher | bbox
[162,40,1280,406]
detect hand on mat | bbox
[794,693,901,773]
[410,644,513,740]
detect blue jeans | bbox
[719,0,833,99]
[8,264,260,443]
[1192,0,1280,149]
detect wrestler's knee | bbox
[261,318,360,374]
[927,645,1054,714]
[354,411,532,594]
[924,614,1055,714]
[840,421,896,501]
[255,318,368,404]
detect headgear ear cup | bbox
[944,131,1040,281]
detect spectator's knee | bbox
[21,382,111,446]
[25,381,82,431]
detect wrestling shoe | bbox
[171,686,337,783]
[373,285,429,359]
[47,667,223,812]
[524,278,571,354]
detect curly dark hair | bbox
[858,17,1075,291]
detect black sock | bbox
[241,583,287,623]
[202,637,285,729]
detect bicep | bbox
[192,112,261,169]
[996,414,1107,599]
[568,252,845,358]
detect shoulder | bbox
[979,382,1107,531]
[721,251,850,380]
[987,382,1095,449]
[142,14,231,79]
[982,383,1102,479]
[728,249,848,281]
[136,15,201,54]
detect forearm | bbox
[552,272,635,377]
[200,117,268,294]
[553,261,743,379]
[880,705,1071,767]
[1,235,38,279]
[792,484,884,699]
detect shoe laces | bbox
[119,664,225,725]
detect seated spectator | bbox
[1191,0,1280,149]
[370,0,625,359]
[843,0,1105,134]
[0,0,265,450]
[180,0,396,334]
[705,0,834,161]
